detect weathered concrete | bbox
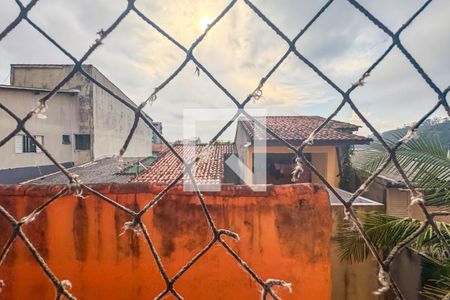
[0,87,80,168]
[9,64,153,163]
[331,205,385,300]
[0,183,332,299]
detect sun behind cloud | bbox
[199,16,212,31]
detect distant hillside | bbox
[380,117,450,149]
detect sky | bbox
[1,0,449,142]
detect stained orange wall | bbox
[0,183,331,299]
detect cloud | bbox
[0,0,448,141]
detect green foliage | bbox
[422,276,450,300]
[382,118,450,150]
[359,130,450,207]
[339,146,356,192]
[336,212,450,264]
[343,130,450,297]
[421,257,450,299]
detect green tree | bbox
[339,146,356,191]
[337,131,450,298]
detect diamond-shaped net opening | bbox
[0,0,449,299]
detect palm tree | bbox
[336,130,450,299]
[360,130,450,207]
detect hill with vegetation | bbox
[378,117,450,149]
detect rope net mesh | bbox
[0,0,449,299]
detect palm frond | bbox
[427,189,450,207]
[422,276,450,300]
[357,132,450,207]
[336,212,450,263]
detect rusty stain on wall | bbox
[152,196,209,258]
[73,197,88,261]
[113,194,142,261]
[0,197,16,267]
[275,199,328,263]
[94,198,103,261]
[0,183,332,299]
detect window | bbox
[23,135,37,153]
[15,135,43,153]
[262,153,312,185]
[62,135,71,145]
[74,134,91,150]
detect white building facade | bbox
[0,64,153,183]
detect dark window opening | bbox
[75,134,91,150]
[62,135,71,145]
[223,153,240,184]
[23,135,37,153]
[254,153,312,185]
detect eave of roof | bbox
[329,188,383,206]
[0,84,80,95]
[265,138,372,146]
[236,116,372,145]
[376,175,408,188]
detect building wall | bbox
[361,180,448,297]
[10,64,152,161]
[152,122,163,144]
[312,152,328,185]
[0,183,331,300]
[331,205,385,300]
[90,67,152,159]
[11,65,76,90]
[250,145,340,187]
[361,179,386,204]
[410,201,450,223]
[0,89,79,169]
[389,248,423,300]
[385,188,450,297]
[365,181,450,223]
[11,65,95,164]
[10,65,94,134]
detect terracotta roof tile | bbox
[133,144,235,184]
[134,116,370,184]
[239,116,371,144]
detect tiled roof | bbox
[238,116,371,144]
[26,157,145,185]
[133,144,236,184]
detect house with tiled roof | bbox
[235,116,372,187]
[133,116,371,189]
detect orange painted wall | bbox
[0,183,331,299]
